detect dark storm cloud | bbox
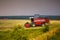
[0,0,60,16]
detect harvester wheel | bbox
[42,23,49,27]
[42,24,45,27]
[32,24,35,27]
[45,23,49,26]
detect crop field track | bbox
[0,19,60,40]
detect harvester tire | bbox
[32,24,35,27]
[42,24,45,27]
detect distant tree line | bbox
[0,15,60,20]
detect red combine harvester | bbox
[24,14,50,28]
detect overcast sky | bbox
[0,0,60,16]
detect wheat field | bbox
[0,19,60,40]
[0,19,60,28]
